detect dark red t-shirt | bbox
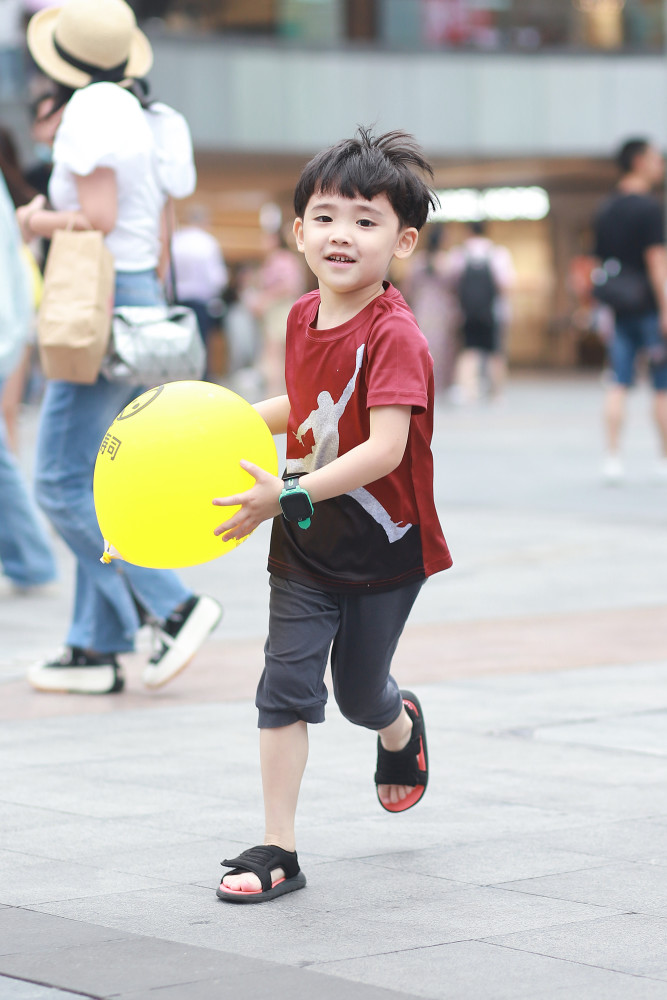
[268,282,453,592]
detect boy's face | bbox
[293,191,418,296]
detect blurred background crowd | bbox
[2,0,665,424]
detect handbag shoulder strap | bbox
[162,197,178,306]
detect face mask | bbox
[33,143,52,164]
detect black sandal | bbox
[217,844,306,903]
[375,690,428,813]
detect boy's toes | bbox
[221,872,262,893]
[220,867,285,894]
[378,783,411,805]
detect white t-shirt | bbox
[49,83,196,272]
[171,226,228,302]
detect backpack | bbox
[457,255,497,326]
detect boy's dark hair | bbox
[617,138,649,175]
[294,126,438,231]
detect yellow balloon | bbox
[93,381,278,569]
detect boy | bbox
[213,128,452,903]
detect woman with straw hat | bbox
[18,0,222,696]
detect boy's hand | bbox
[212,461,283,541]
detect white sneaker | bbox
[143,595,222,689]
[602,454,625,485]
[27,647,124,694]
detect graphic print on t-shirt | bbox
[287,343,413,543]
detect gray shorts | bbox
[256,574,424,730]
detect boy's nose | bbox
[330,227,352,244]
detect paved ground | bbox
[1,374,667,999]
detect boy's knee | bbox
[335,683,403,731]
[336,694,382,730]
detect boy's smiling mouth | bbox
[326,253,356,263]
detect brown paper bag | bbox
[37,229,115,384]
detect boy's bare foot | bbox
[218,844,306,902]
[375,692,429,813]
[377,706,414,805]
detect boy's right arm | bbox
[253,394,290,435]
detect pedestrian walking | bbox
[401,223,456,391]
[212,128,452,903]
[592,137,667,484]
[446,220,514,403]
[0,167,57,593]
[18,0,221,695]
[171,205,228,377]
[245,231,306,397]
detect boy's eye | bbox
[357,219,375,228]
[314,215,332,223]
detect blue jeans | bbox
[34,270,191,654]
[611,312,667,390]
[0,379,57,587]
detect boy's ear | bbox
[393,227,419,261]
[293,218,305,254]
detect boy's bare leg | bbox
[222,721,309,892]
[376,706,415,807]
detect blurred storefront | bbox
[131,0,664,52]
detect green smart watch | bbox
[279,476,314,529]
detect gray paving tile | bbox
[313,940,667,1000]
[298,801,588,861]
[0,851,173,907]
[0,977,86,1000]
[439,664,667,734]
[0,937,238,997]
[33,880,621,966]
[1,818,200,868]
[358,840,614,886]
[534,713,667,756]
[498,860,667,916]
[439,752,667,819]
[520,818,667,863]
[0,906,134,956]
[485,912,667,978]
[118,967,422,1000]
[0,768,214,821]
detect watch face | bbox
[281,489,313,522]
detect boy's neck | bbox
[314,280,387,330]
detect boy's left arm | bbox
[213,405,411,541]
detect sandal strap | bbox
[221,844,300,892]
[374,712,426,787]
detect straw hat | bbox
[27,0,153,90]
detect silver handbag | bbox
[101,304,206,386]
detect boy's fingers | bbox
[239,459,266,480]
[213,513,241,536]
[212,496,241,507]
